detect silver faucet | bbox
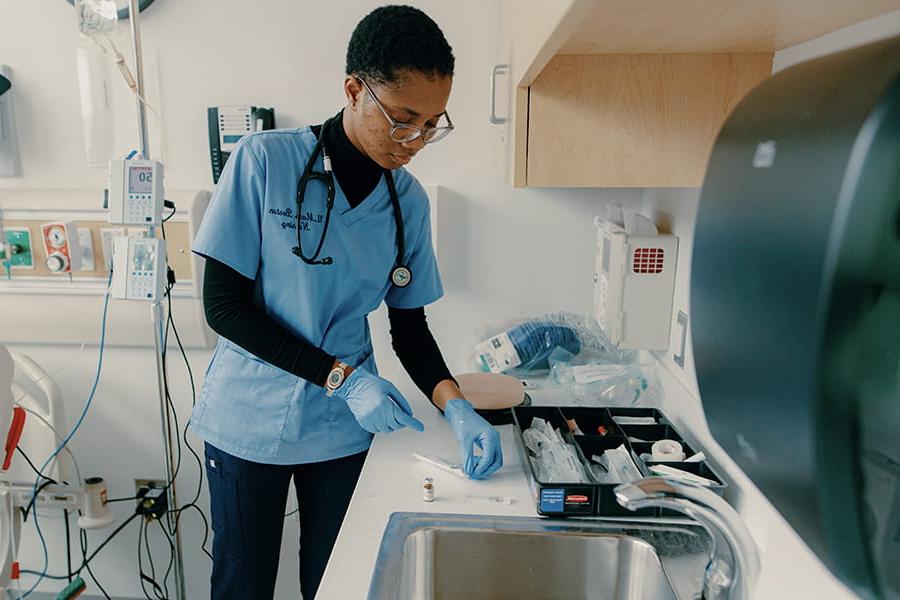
[615,478,760,600]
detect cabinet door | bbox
[526,53,773,187]
[501,0,595,186]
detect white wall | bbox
[2,1,898,598]
[1,1,635,598]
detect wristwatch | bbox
[325,361,350,397]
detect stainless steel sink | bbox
[368,513,711,600]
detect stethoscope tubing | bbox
[293,117,410,285]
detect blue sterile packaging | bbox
[475,312,627,374]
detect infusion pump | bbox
[108,159,164,225]
[111,236,166,302]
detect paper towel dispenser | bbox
[692,35,900,599]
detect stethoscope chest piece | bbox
[391,265,412,288]
[296,117,412,288]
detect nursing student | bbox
[190,6,502,599]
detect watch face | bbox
[392,266,411,287]
[327,368,344,389]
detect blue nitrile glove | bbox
[332,369,425,434]
[444,399,503,480]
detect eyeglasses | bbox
[358,77,454,144]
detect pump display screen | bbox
[128,166,153,194]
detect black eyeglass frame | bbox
[357,76,454,145]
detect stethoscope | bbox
[292,116,412,288]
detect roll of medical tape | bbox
[651,439,686,462]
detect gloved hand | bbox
[332,369,425,434]
[444,399,503,480]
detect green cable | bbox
[55,576,86,600]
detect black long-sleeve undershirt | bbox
[387,305,455,405]
[201,112,454,396]
[203,258,454,397]
[202,257,335,386]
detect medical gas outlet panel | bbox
[40,221,82,273]
[108,159,165,225]
[0,227,34,269]
[0,189,214,347]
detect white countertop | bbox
[316,396,539,600]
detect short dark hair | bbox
[346,5,454,86]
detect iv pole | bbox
[127,1,187,598]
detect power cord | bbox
[141,517,161,600]
[137,516,166,600]
[21,271,113,598]
[125,217,213,600]
[63,510,72,584]
[78,526,112,600]
[167,283,214,561]
[15,447,57,485]
[21,480,56,523]
[162,200,176,223]
[157,518,176,599]
[160,219,214,562]
[19,510,139,597]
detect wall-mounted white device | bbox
[593,206,678,350]
[207,106,275,184]
[107,159,164,225]
[0,65,22,177]
[39,222,83,274]
[111,236,166,301]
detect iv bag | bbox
[75,0,118,37]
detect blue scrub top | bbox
[190,128,443,464]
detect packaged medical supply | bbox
[412,453,467,479]
[685,452,706,463]
[522,417,592,483]
[612,416,658,425]
[548,349,660,406]
[590,444,643,484]
[650,464,719,487]
[475,312,630,374]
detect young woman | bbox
[191,6,502,598]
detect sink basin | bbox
[368,513,710,600]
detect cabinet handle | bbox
[490,64,508,125]
[673,310,689,368]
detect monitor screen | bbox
[128,166,153,194]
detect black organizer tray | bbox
[511,405,726,517]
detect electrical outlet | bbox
[134,478,168,519]
[134,478,166,493]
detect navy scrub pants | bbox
[204,442,368,600]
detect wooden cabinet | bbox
[502,0,900,188]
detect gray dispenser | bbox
[692,36,900,599]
